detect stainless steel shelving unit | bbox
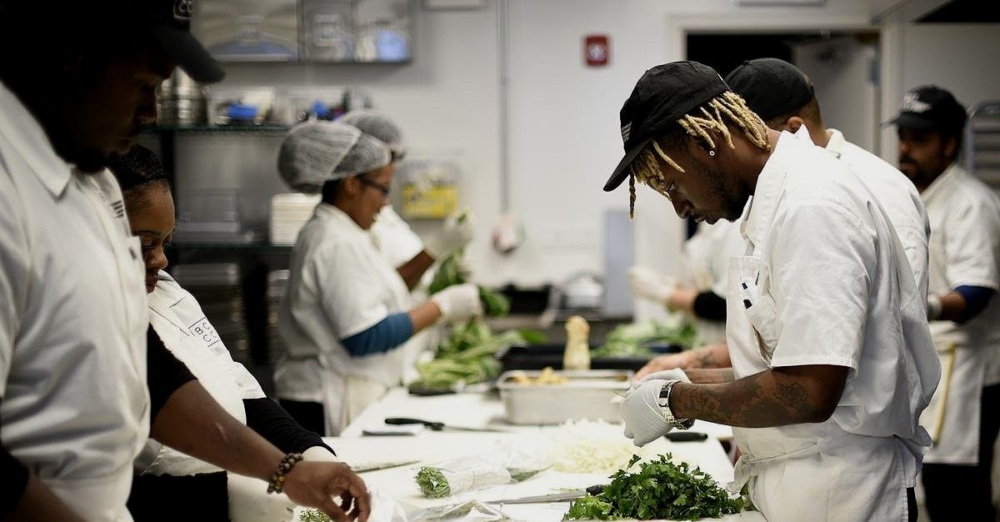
[965,100,1000,197]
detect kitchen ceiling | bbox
[918,0,1000,23]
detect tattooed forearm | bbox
[687,343,730,369]
[670,369,833,428]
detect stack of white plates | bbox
[270,193,320,245]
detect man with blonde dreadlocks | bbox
[609,61,940,522]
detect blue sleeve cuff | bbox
[954,285,995,323]
[341,312,414,356]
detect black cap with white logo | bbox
[135,0,225,84]
[888,85,967,134]
[604,61,729,192]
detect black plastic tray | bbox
[499,343,682,373]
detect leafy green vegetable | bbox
[415,467,452,498]
[479,286,510,317]
[428,245,510,319]
[591,321,698,358]
[299,508,332,522]
[429,251,464,294]
[564,454,744,521]
[408,322,525,393]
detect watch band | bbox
[658,380,695,430]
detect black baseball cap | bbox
[604,61,729,192]
[136,0,225,84]
[888,85,967,133]
[2,0,225,84]
[724,58,814,121]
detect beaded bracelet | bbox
[267,452,304,494]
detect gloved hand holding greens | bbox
[429,246,509,317]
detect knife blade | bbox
[384,417,509,433]
[351,459,420,473]
[485,484,605,504]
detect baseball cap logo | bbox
[621,122,632,143]
[901,92,930,114]
[174,0,193,21]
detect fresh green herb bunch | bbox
[564,454,744,521]
[299,508,332,522]
[415,467,451,498]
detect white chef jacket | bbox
[681,219,744,345]
[371,205,437,381]
[137,271,266,477]
[921,163,1000,465]
[824,128,931,297]
[728,131,940,521]
[275,204,416,435]
[372,205,425,270]
[0,81,149,520]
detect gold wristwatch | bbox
[657,380,694,430]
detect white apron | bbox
[143,276,294,521]
[140,284,248,476]
[726,255,911,522]
[919,341,958,445]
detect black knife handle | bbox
[665,431,708,442]
[385,417,445,430]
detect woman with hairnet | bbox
[273,121,483,436]
[338,109,473,386]
[338,109,474,292]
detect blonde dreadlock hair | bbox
[628,91,769,219]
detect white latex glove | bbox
[629,266,677,304]
[424,211,475,260]
[621,379,673,447]
[431,283,483,323]
[636,368,690,386]
[227,473,295,522]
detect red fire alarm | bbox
[584,35,609,67]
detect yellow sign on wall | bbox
[401,184,458,219]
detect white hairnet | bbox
[334,132,391,178]
[277,121,390,194]
[338,109,407,159]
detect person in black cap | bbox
[890,85,1000,522]
[636,58,932,380]
[0,2,370,521]
[613,60,939,522]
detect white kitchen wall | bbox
[183,0,998,292]
[878,22,1000,163]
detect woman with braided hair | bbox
[608,61,940,522]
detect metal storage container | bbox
[496,369,633,425]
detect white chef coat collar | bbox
[920,162,963,205]
[314,202,376,240]
[824,128,846,159]
[742,130,797,251]
[0,80,75,198]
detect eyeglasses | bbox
[644,174,679,201]
[358,176,391,197]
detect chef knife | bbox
[484,484,606,504]
[384,417,509,433]
[351,459,420,473]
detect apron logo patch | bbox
[187,317,221,347]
